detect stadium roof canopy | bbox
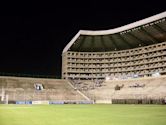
[63,11,166,53]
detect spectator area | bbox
[72,76,166,103]
[0,76,86,102]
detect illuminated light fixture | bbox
[105,76,110,81]
[152,72,160,77]
[133,74,138,78]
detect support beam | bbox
[77,36,86,51]
[90,36,94,51]
[118,34,135,48]
[141,28,159,43]
[108,35,120,50]
[101,36,109,51]
[128,32,148,46]
[153,24,166,32]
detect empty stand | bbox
[0,76,86,102]
[73,76,166,103]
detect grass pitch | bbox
[0,104,166,125]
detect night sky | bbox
[0,2,165,78]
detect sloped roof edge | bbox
[63,11,166,53]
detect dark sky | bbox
[0,1,165,77]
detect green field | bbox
[0,104,166,125]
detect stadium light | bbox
[105,76,110,81]
[152,72,160,77]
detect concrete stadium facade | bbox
[62,11,166,81]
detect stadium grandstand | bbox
[0,76,90,104]
[0,11,166,105]
[62,11,166,104]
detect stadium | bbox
[62,11,166,104]
[0,11,166,125]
